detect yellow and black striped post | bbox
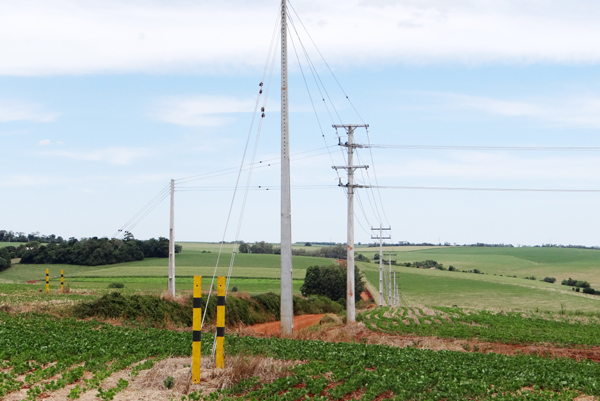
[192,276,202,384]
[216,276,225,369]
[45,269,49,293]
[61,270,64,293]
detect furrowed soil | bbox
[240,321,600,362]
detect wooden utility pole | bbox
[333,124,369,322]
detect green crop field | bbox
[2,312,600,400]
[0,242,333,295]
[361,306,600,346]
[356,245,600,312]
[4,243,600,310]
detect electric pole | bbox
[280,0,293,336]
[333,124,369,323]
[371,224,391,306]
[387,251,396,305]
[168,179,175,297]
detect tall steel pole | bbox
[333,124,369,322]
[280,0,294,336]
[168,179,175,297]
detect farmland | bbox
[2,312,600,399]
[3,244,600,399]
[4,243,600,311]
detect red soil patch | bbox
[239,321,600,363]
[248,314,325,335]
[26,280,38,284]
[360,292,369,301]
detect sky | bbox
[3,0,600,246]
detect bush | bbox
[473,269,482,274]
[543,277,556,284]
[232,286,238,292]
[108,282,125,288]
[525,276,536,281]
[72,292,192,327]
[583,287,596,295]
[300,264,365,302]
[561,278,590,288]
[448,265,456,271]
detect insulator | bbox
[259,89,263,94]
[259,82,263,86]
[261,107,265,112]
[261,113,265,118]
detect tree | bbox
[238,241,249,253]
[300,264,365,302]
[305,242,312,247]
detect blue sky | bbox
[3,0,600,246]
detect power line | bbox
[365,144,600,152]
[374,185,600,193]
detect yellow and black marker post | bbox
[192,276,202,384]
[216,276,225,369]
[45,269,49,293]
[61,269,64,293]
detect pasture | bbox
[3,243,600,311]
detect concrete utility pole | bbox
[168,179,175,297]
[387,252,396,305]
[394,272,398,305]
[333,124,369,323]
[280,0,294,336]
[371,225,391,306]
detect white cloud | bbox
[153,96,257,126]
[0,99,58,122]
[37,139,51,146]
[43,147,150,165]
[0,174,78,187]
[415,92,600,128]
[2,0,600,75]
[378,152,600,183]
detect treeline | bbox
[0,230,64,244]
[238,241,348,259]
[1,237,181,267]
[0,248,11,271]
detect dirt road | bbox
[248,314,325,335]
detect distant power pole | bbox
[371,224,391,307]
[393,271,398,306]
[387,252,396,305]
[333,123,369,323]
[168,179,175,297]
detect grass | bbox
[6,243,600,312]
[53,277,304,294]
[356,245,600,286]
[0,242,26,248]
[359,259,600,312]
[0,242,335,289]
